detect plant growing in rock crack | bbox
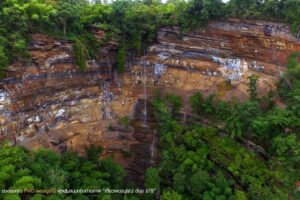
[248,74,259,101]
[118,116,130,130]
[74,38,88,72]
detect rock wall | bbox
[0,19,299,184]
[132,19,300,104]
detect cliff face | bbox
[134,19,299,103]
[0,19,299,183]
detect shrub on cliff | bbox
[117,44,126,74]
[189,92,204,114]
[118,116,131,130]
[74,38,88,72]
[0,46,8,78]
[166,94,183,116]
[278,52,300,116]
[247,74,259,101]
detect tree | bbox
[226,101,260,138]
[215,101,230,120]
[172,173,185,193]
[166,94,182,115]
[190,92,204,114]
[144,167,160,200]
[225,103,243,138]
[145,167,160,189]
[79,3,111,29]
[202,94,216,114]
[266,108,299,134]
[22,0,57,31]
[272,134,300,165]
[0,142,40,200]
[188,169,211,197]
[0,141,129,200]
[228,0,262,19]
[247,75,259,101]
[160,190,183,200]
[232,190,248,200]
[85,145,103,163]
[282,0,300,34]
[54,0,81,36]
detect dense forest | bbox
[151,53,300,200]
[1,0,300,200]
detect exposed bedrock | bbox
[0,19,299,183]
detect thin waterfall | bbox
[98,58,114,120]
[142,51,148,126]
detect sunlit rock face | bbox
[0,33,122,151]
[0,19,299,183]
[133,19,299,104]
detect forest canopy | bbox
[150,53,300,200]
[0,0,300,76]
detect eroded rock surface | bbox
[132,19,299,104]
[0,19,299,184]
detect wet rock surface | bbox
[0,19,299,184]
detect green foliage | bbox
[165,94,182,115]
[145,167,160,189]
[118,116,130,129]
[183,0,225,30]
[227,0,300,35]
[190,92,204,114]
[77,33,100,59]
[85,145,103,163]
[1,1,300,199]
[154,50,300,198]
[0,142,128,200]
[117,44,126,74]
[202,94,216,115]
[215,101,230,120]
[74,38,88,72]
[232,190,248,200]
[272,134,300,165]
[144,167,160,200]
[1,0,299,78]
[54,0,82,36]
[0,0,57,73]
[278,52,300,117]
[0,46,8,78]
[247,75,259,101]
[190,92,217,116]
[154,82,300,199]
[226,101,260,138]
[228,0,262,19]
[160,190,183,200]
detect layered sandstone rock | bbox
[0,19,299,184]
[131,19,300,104]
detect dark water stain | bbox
[125,99,160,186]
